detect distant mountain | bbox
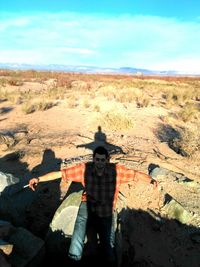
[0,62,197,76]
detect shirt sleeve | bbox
[116,164,151,184]
[61,163,85,183]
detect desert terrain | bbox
[0,70,200,266]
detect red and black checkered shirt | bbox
[61,162,151,217]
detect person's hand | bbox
[29,178,39,191]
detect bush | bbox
[169,125,200,157]
[100,111,133,131]
[22,100,54,114]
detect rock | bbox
[148,164,171,182]
[149,164,200,189]
[45,191,83,255]
[0,220,16,238]
[0,239,13,255]
[8,227,45,267]
[163,193,193,224]
[0,133,15,147]
[177,179,200,189]
[0,250,11,267]
[0,172,19,194]
[0,144,8,151]
[48,190,83,235]
[0,195,23,226]
[0,171,37,226]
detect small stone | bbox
[0,239,13,255]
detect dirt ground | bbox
[0,75,200,266]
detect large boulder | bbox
[163,193,194,224]
[8,227,45,267]
[148,164,196,225]
[0,172,19,194]
[45,190,83,256]
[0,172,37,226]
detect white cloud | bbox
[0,12,200,72]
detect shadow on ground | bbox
[39,206,200,267]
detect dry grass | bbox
[170,125,200,157]
[177,103,200,122]
[99,110,133,131]
[93,104,101,112]
[1,69,200,152]
[22,100,55,114]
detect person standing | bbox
[29,146,158,265]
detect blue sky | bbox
[0,1,200,73]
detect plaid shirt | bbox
[61,162,151,217]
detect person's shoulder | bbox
[65,162,86,170]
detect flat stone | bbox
[0,220,15,238]
[163,194,193,224]
[0,172,19,194]
[8,227,45,267]
[0,239,13,255]
[45,191,83,255]
[0,250,11,267]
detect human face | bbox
[93,153,108,174]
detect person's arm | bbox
[61,163,85,183]
[29,171,62,191]
[117,164,158,188]
[29,163,85,191]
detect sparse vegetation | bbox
[100,110,133,130]
[0,69,199,160]
[93,104,100,112]
[169,125,200,157]
[22,100,55,114]
[177,103,200,122]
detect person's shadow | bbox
[77,126,125,156]
[31,148,61,176]
[94,126,107,143]
[25,149,63,238]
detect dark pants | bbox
[68,202,116,263]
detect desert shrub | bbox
[67,95,78,108]
[136,95,151,108]
[8,78,23,86]
[162,85,200,108]
[156,123,181,143]
[100,111,133,131]
[82,99,90,108]
[100,85,140,103]
[22,100,54,114]
[156,122,200,157]
[177,103,200,122]
[71,80,91,91]
[46,86,67,100]
[0,89,8,100]
[22,102,36,114]
[36,100,55,111]
[0,78,8,87]
[169,125,200,157]
[93,104,100,112]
